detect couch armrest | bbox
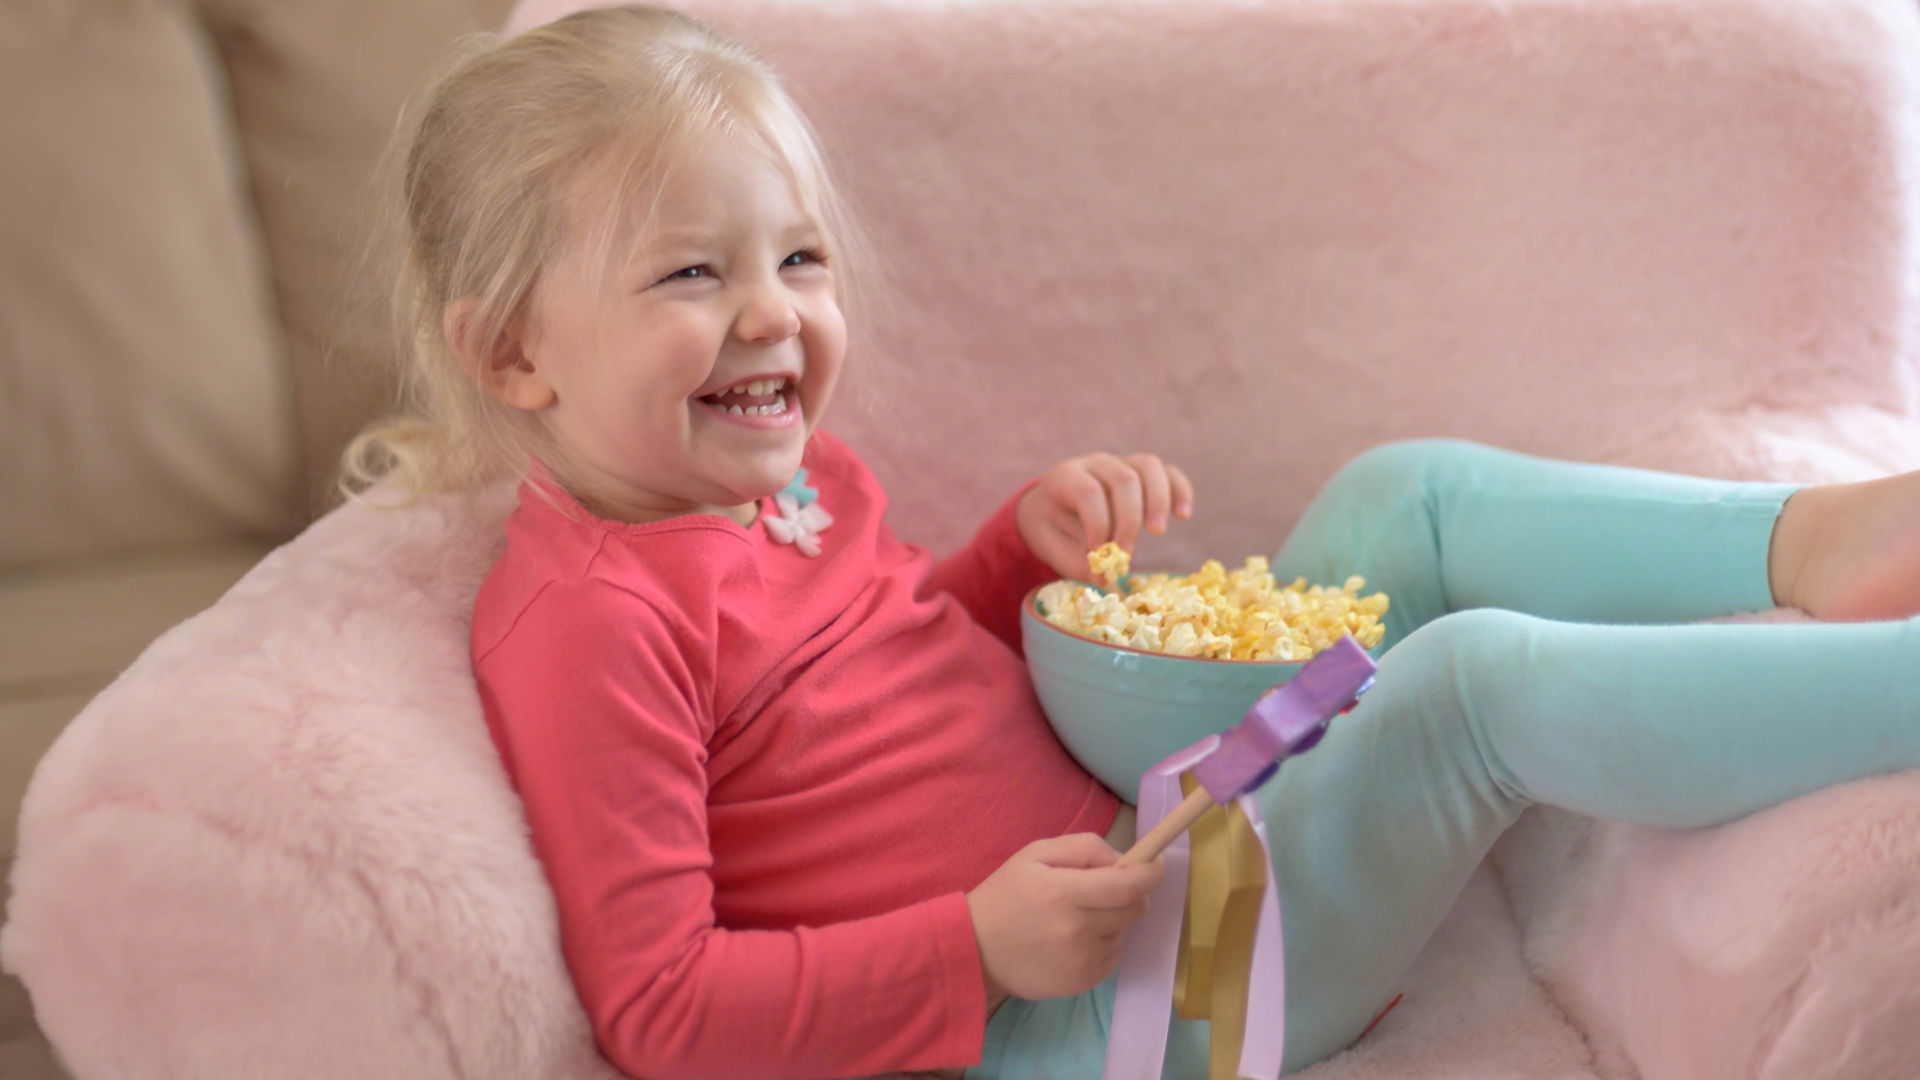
[1499,771,1920,1080]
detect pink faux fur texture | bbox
[1497,770,1920,1080]
[2,486,614,1080]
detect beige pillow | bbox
[0,0,299,568]
[200,0,515,515]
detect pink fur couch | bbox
[9,0,1920,1077]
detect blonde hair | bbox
[342,4,862,502]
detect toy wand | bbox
[1117,635,1377,866]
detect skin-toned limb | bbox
[1768,469,1920,621]
[965,833,1164,1006]
[1017,452,1196,582]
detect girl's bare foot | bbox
[1769,470,1920,621]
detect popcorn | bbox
[1036,555,1389,662]
[1088,541,1131,585]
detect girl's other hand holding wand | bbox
[966,833,1164,1012]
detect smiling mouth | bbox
[699,376,792,417]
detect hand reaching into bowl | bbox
[1015,452,1195,583]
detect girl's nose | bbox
[734,283,802,344]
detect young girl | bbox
[350,5,1920,1078]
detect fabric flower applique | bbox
[766,468,832,556]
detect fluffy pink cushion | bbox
[1502,770,1920,1080]
[2,486,614,1080]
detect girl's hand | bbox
[965,833,1164,1006]
[1016,453,1195,581]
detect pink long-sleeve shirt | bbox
[471,431,1119,1079]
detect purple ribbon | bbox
[1102,637,1377,1080]
[1103,736,1285,1080]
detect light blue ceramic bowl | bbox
[1021,582,1380,797]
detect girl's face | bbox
[513,135,846,525]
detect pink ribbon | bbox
[1103,735,1285,1080]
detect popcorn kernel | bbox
[1088,542,1131,585]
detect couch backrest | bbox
[2,0,295,569]
[1,0,510,572]
[8,0,1919,574]
[542,0,1920,568]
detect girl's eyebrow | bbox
[636,229,720,253]
[619,230,716,274]
[628,219,824,263]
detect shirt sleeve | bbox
[475,578,988,1080]
[924,481,1058,654]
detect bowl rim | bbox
[1021,581,1315,667]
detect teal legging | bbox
[970,439,1920,1078]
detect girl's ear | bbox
[444,299,555,412]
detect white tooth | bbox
[727,404,745,415]
[770,397,787,414]
[749,379,771,395]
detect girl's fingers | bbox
[1035,524,1091,582]
[1067,468,1114,553]
[1126,453,1174,535]
[1168,463,1195,520]
[1086,454,1146,551]
[1035,832,1121,869]
[1079,905,1149,938]
[1031,453,1191,570]
[1064,862,1164,911]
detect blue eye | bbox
[664,265,708,282]
[782,249,825,268]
